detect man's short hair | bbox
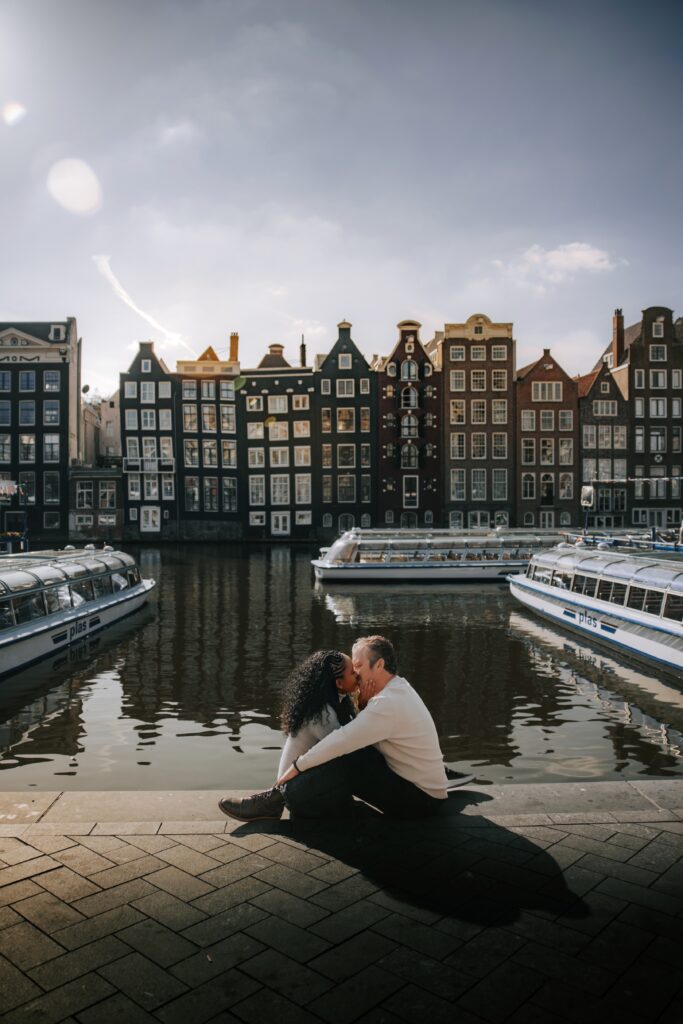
[352,635,397,674]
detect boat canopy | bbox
[531,549,683,594]
[0,550,138,595]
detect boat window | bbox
[52,584,72,611]
[643,591,664,617]
[45,588,61,614]
[71,580,95,606]
[30,565,69,585]
[664,593,683,623]
[78,558,108,575]
[571,574,587,593]
[59,561,90,579]
[0,600,14,630]
[534,565,553,585]
[111,572,129,592]
[12,592,47,623]
[627,586,646,612]
[127,568,141,586]
[0,570,41,593]
[550,571,573,590]
[582,576,598,598]
[596,579,613,602]
[609,582,627,606]
[93,575,113,599]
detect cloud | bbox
[158,119,200,146]
[492,242,623,292]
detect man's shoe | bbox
[218,788,285,822]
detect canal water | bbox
[1,544,682,791]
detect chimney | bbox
[229,331,239,362]
[611,309,624,367]
[300,334,306,368]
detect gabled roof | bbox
[0,321,71,342]
[593,320,641,371]
[575,369,600,397]
[197,346,219,361]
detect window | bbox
[673,369,682,389]
[491,345,507,361]
[182,381,197,399]
[471,370,486,391]
[492,469,507,500]
[271,474,290,505]
[401,360,417,381]
[360,408,370,432]
[159,409,172,431]
[337,408,355,432]
[294,446,311,466]
[559,473,574,499]
[652,322,664,338]
[559,439,573,465]
[360,378,370,394]
[338,353,352,370]
[99,481,116,509]
[401,386,418,408]
[337,444,356,468]
[249,476,265,505]
[268,395,288,414]
[159,381,172,399]
[450,468,465,501]
[249,511,266,526]
[222,477,237,512]
[185,476,200,511]
[202,405,217,432]
[634,369,645,389]
[19,371,35,391]
[141,359,152,373]
[248,448,264,468]
[635,398,644,417]
[492,433,508,459]
[183,405,197,431]
[184,439,199,467]
[613,425,627,449]
[337,379,355,398]
[19,401,35,425]
[403,475,418,508]
[450,400,466,424]
[492,399,507,424]
[471,433,486,459]
[247,422,264,440]
[220,406,236,432]
[44,472,60,503]
[222,440,237,467]
[471,469,486,501]
[0,435,10,462]
[295,474,311,504]
[292,394,309,410]
[450,433,465,459]
[269,421,289,441]
[583,425,596,449]
[246,396,263,411]
[532,381,562,401]
[521,410,535,431]
[540,438,554,464]
[17,471,35,505]
[468,345,485,361]
[161,474,174,500]
[450,370,465,391]
[143,474,158,500]
[593,400,617,416]
[361,476,371,503]
[77,480,94,509]
[203,477,218,511]
[140,382,155,403]
[19,434,35,462]
[338,475,356,502]
[320,379,331,395]
[449,345,465,362]
[43,370,60,392]
[270,447,289,467]
[141,409,156,430]
[559,410,573,431]
[650,398,667,418]
[522,438,535,464]
[360,444,371,468]
[293,420,310,437]
[401,443,418,468]
[540,410,554,431]
[401,414,418,438]
[322,475,332,502]
[650,427,666,453]
[492,369,507,391]
[201,381,215,400]
[124,381,138,399]
[471,399,486,424]
[202,439,218,466]
[125,409,138,430]
[128,473,141,500]
[321,409,332,433]
[321,444,332,468]
[674,399,682,418]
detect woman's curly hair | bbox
[280,650,355,735]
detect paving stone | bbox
[577,919,655,975]
[204,844,251,865]
[308,860,359,884]
[154,844,223,875]
[0,904,22,928]
[4,971,114,1023]
[14,889,85,932]
[456,958,546,1023]
[245,915,331,963]
[166,834,228,853]
[56,845,117,875]
[127,834,178,854]
[132,889,208,930]
[542,862,605,898]
[27,935,129,990]
[232,987,321,1024]
[98,950,188,1010]
[628,839,683,874]
[554,890,627,936]
[22,835,78,855]
[159,821,228,835]
[35,866,101,903]
[574,852,658,887]
[310,931,397,982]
[91,822,160,835]
[154,967,259,1024]
[372,911,461,959]
[75,991,159,1023]
[181,902,268,947]
[383,982,482,1024]
[378,945,475,1000]
[224,833,277,853]
[512,940,614,995]
[72,878,156,917]
[367,889,441,924]
[254,862,329,899]
[619,903,683,944]
[24,823,95,836]
[505,913,590,956]
[74,835,128,854]
[444,926,527,978]
[200,853,274,888]
[554,834,632,862]
[0,837,45,865]
[0,855,61,888]
[527,980,607,1024]
[308,874,378,911]
[253,839,327,874]
[103,843,149,865]
[143,864,215,901]
[310,899,390,943]
[596,876,682,916]
[308,964,405,1023]
[0,879,42,906]
[525,844,585,876]
[0,953,42,1012]
[249,886,329,927]
[0,920,65,969]
[652,859,683,898]
[116,918,198,967]
[87,854,166,889]
[171,932,265,987]
[354,1008,414,1024]
[239,947,332,1004]
[53,904,145,950]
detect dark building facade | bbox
[376,321,441,527]
[0,319,80,544]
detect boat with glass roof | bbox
[0,547,155,678]
[312,528,564,582]
[508,548,683,674]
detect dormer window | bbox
[652,322,664,338]
[48,325,65,342]
[601,381,610,394]
[401,386,418,409]
[141,359,152,373]
[401,359,418,381]
[338,353,352,370]
[474,325,484,335]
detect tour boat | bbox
[563,531,683,556]
[508,548,683,674]
[312,528,565,583]
[0,548,155,678]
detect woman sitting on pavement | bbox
[219,649,359,822]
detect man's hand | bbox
[275,764,298,787]
[358,677,377,710]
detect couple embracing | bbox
[219,635,450,822]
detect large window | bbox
[202,439,218,466]
[45,434,61,461]
[471,469,486,501]
[471,370,486,391]
[295,474,311,504]
[19,402,35,426]
[403,475,418,508]
[559,439,573,465]
[222,440,237,467]
[271,474,290,505]
[183,405,197,431]
[43,370,60,392]
[450,370,465,392]
[522,438,535,464]
[185,476,200,511]
[401,360,417,381]
[184,439,199,467]
[220,406,236,432]
[492,433,508,459]
[338,475,356,502]
[337,379,355,398]
[401,443,418,468]
[19,434,35,462]
[249,475,265,506]
[471,433,486,459]
[401,414,418,438]
[0,435,10,462]
[222,477,237,512]
[450,400,466,424]
[99,482,116,509]
[450,433,465,459]
[521,410,535,431]
[77,481,94,509]
[492,370,507,391]
[492,469,507,500]
[270,447,289,467]
[337,408,355,433]
[204,477,218,511]
[450,469,465,501]
[532,381,562,401]
[202,406,217,432]
[492,400,507,424]
[522,473,535,499]
[471,399,486,424]
[44,472,60,504]
[337,444,355,468]
[268,395,288,414]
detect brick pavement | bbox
[0,785,683,1023]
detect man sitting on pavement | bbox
[218,634,449,821]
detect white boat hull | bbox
[312,559,528,582]
[0,580,155,679]
[509,575,683,674]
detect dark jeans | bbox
[282,746,441,819]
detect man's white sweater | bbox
[294,676,448,800]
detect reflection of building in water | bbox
[509,610,683,770]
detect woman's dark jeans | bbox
[282,746,442,819]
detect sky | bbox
[1,0,682,396]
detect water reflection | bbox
[0,544,682,790]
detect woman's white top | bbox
[277,704,341,779]
[295,676,448,800]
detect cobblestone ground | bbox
[1,795,683,1023]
